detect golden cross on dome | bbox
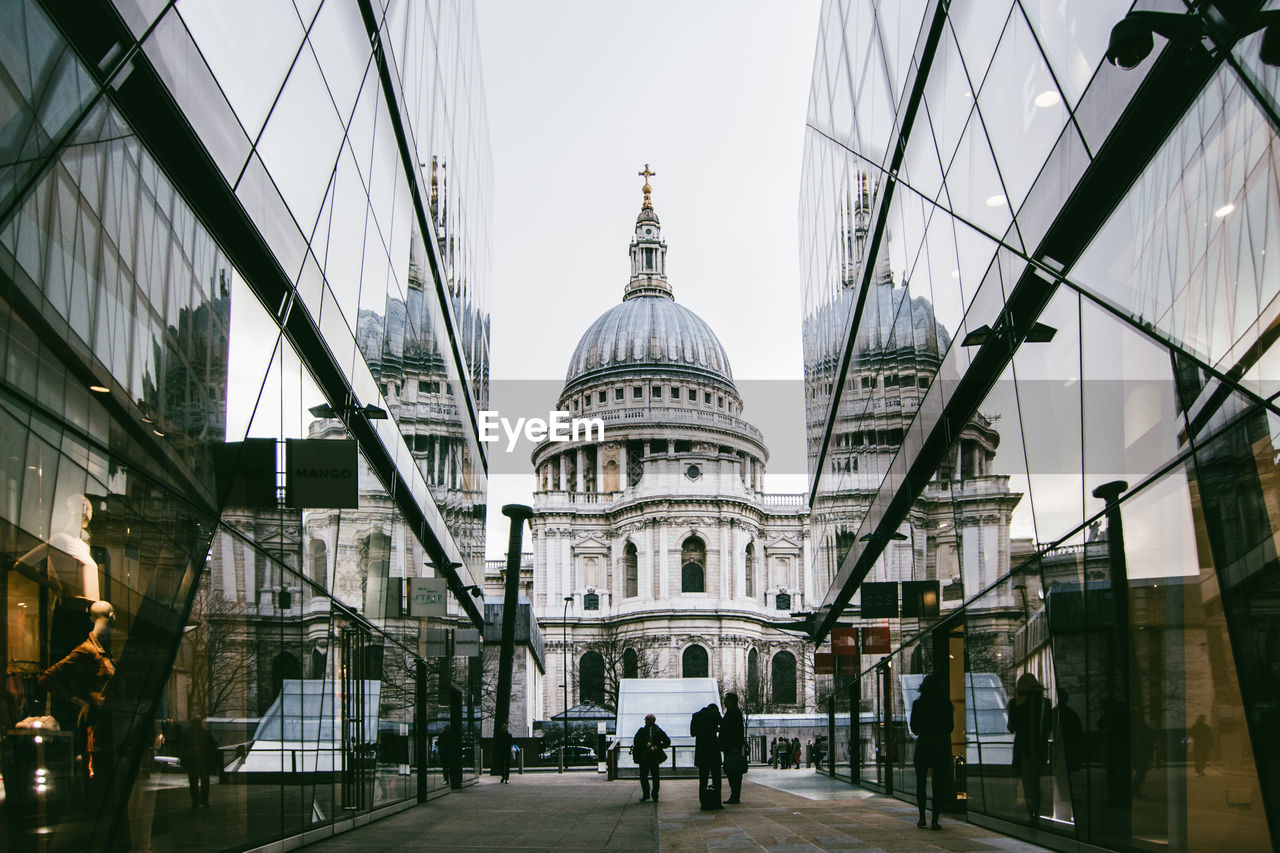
[638,163,656,209]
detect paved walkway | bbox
[305,769,1051,853]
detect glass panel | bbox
[175,0,306,142]
[977,7,1068,213]
[255,44,344,239]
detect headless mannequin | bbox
[39,600,117,778]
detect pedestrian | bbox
[1008,673,1050,823]
[779,737,790,769]
[1190,715,1211,776]
[792,737,801,769]
[910,674,953,830]
[691,703,723,810]
[770,737,779,769]
[720,693,746,804]
[631,713,670,802]
[806,739,813,767]
[179,716,218,808]
[494,723,513,783]
[439,723,460,789]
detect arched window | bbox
[682,644,709,678]
[771,651,797,705]
[681,536,705,593]
[624,543,638,598]
[747,648,759,701]
[579,651,605,704]
[583,592,600,610]
[744,542,755,598]
[624,648,639,679]
[308,539,327,585]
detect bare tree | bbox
[575,620,664,711]
[187,576,251,717]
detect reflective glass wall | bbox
[802,1,1280,850]
[1,0,492,851]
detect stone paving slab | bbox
[301,769,1052,853]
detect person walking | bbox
[494,723,513,783]
[770,737,779,769]
[632,713,670,802]
[179,717,218,808]
[792,737,802,770]
[910,674,954,830]
[1008,672,1050,823]
[1190,715,1212,776]
[720,693,746,804]
[691,703,723,810]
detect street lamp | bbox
[562,595,573,773]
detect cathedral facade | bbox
[525,174,813,721]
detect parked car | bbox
[538,745,597,764]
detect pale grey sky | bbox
[475,1,822,556]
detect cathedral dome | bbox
[564,295,734,391]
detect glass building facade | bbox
[1,1,492,851]
[800,1,1280,850]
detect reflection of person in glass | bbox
[1007,672,1050,823]
[38,600,116,781]
[1190,715,1212,776]
[180,717,218,807]
[910,674,953,830]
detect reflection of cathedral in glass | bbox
[1,1,493,850]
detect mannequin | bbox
[15,494,100,600]
[38,600,117,779]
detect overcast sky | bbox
[475,1,822,557]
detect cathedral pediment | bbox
[571,537,610,554]
[764,535,801,551]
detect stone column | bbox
[595,447,603,493]
[618,442,627,490]
[658,525,670,599]
[576,448,585,492]
[558,453,567,491]
[720,523,731,598]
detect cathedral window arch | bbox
[681,535,705,593]
[624,648,639,679]
[771,651,797,705]
[579,651,605,704]
[745,542,755,598]
[308,538,327,586]
[682,644,708,678]
[747,648,760,700]
[624,542,638,598]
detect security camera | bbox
[1106,15,1156,69]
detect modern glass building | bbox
[800,1,1280,850]
[1,1,492,851]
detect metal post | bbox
[561,595,572,772]
[495,505,532,743]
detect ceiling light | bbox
[89,384,110,394]
[152,427,165,437]
[985,194,1007,208]
[1214,203,1235,218]
[1033,90,1061,108]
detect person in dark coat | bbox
[910,674,953,830]
[690,704,723,810]
[632,713,670,802]
[494,723,513,783]
[1008,672,1050,823]
[1190,715,1211,776]
[719,693,746,804]
[179,716,218,807]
